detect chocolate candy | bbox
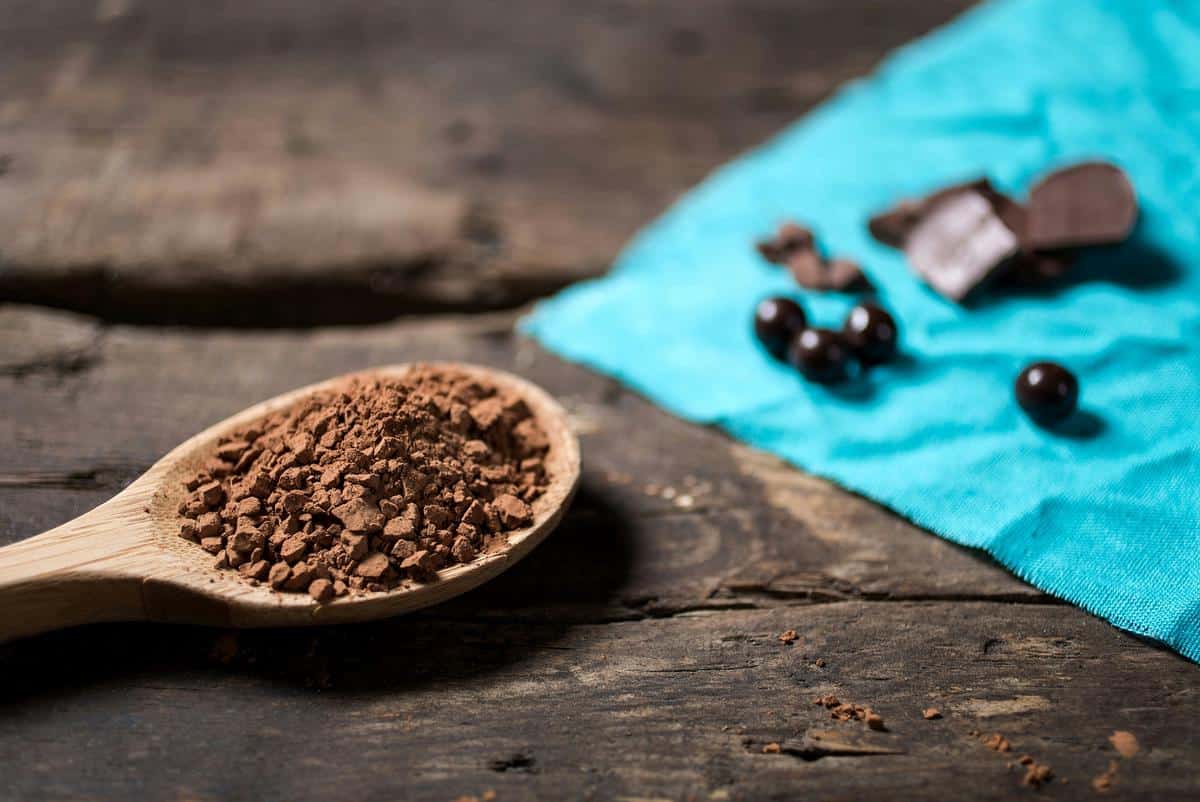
[753,297,807,359]
[1015,362,1078,425]
[788,328,851,383]
[1027,162,1137,250]
[904,188,1020,301]
[841,302,898,365]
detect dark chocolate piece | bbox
[753,297,807,359]
[1015,362,1078,425]
[757,220,870,292]
[757,222,815,264]
[868,179,993,249]
[904,188,1020,301]
[1026,162,1137,250]
[787,328,851,383]
[824,258,871,292]
[841,302,898,365]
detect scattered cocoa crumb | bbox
[1022,762,1054,789]
[1092,760,1119,793]
[814,695,885,729]
[922,707,942,720]
[814,658,826,667]
[1018,754,1035,766]
[981,733,1012,752]
[762,742,781,754]
[177,367,551,600]
[778,629,799,644]
[1108,730,1139,758]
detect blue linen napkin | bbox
[523,0,1200,661]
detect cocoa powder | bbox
[176,366,550,600]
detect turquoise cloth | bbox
[523,0,1200,661]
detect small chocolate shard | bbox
[757,222,815,264]
[1027,161,1136,249]
[904,188,1019,301]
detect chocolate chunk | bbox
[400,549,438,580]
[279,535,308,564]
[904,188,1019,301]
[330,497,385,534]
[491,494,533,528]
[383,503,421,540]
[756,222,814,264]
[308,578,335,603]
[198,481,224,508]
[268,561,291,589]
[1027,162,1136,249]
[451,535,477,564]
[235,496,263,517]
[868,179,994,248]
[197,512,223,539]
[354,552,393,582]
[281,562,313,591]
[340,531,369,560]
[757,220,869,291]
[238,559,270,581]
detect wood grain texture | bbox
[1,306,1196,801]
[0,0,976,324]
[0,362,581,640]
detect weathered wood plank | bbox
[1,604,1194,801]
[0,0,977,324]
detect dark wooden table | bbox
[2,2,1196,800]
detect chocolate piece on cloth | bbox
[757,220,871,291]
[1026,161,1138,250]
[903,186,1020,301]
[756,222,815,264]
[868,179,995,248]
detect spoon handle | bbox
[0,515,146,643]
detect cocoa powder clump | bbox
[177,367,550,600]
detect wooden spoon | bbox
[0,363,581,643]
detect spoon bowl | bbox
[0,363,581,642]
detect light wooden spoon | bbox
[0,363,581,643]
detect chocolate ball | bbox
[841,302,898,365]
[754,297,807,359]
[788,328,851,383]
[1015,362,1078,425]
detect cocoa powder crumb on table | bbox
[176,367,551,600]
